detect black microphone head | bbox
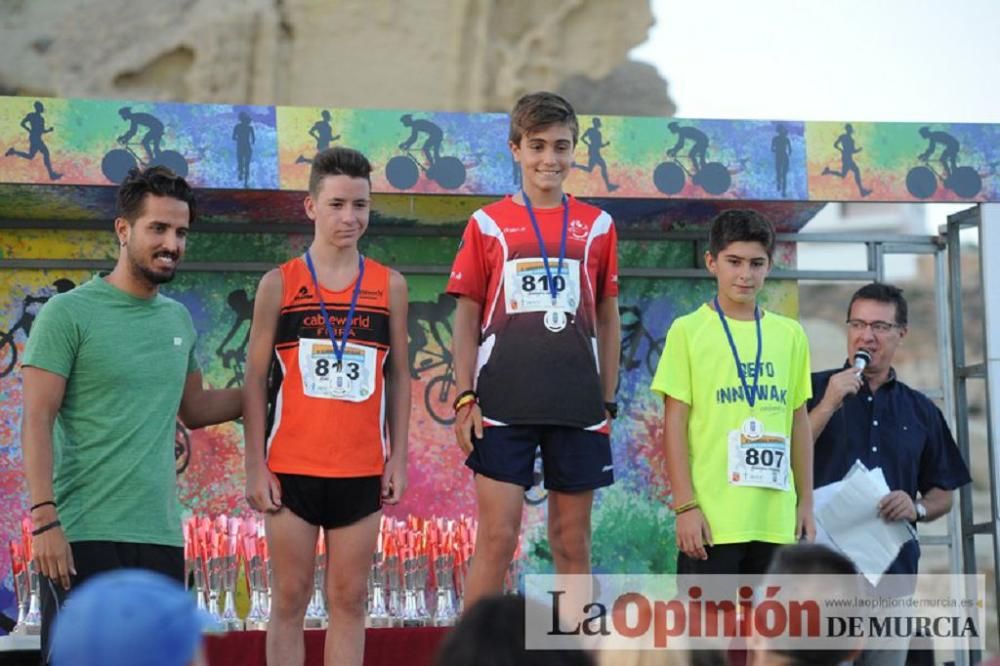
[853,349,872,369]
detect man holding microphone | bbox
[807,282,970,666]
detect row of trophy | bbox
[9,512,523,635]
[182,513,507,631]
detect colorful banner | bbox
[3,95,999,201]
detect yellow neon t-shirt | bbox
[650,303,812,545]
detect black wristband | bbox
[452,390,477,410]
[31,520,61,537]
[604,401,619,419]
[30,500,57,512]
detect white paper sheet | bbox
[813,460,915,585]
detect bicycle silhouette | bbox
[101,139,188,184]
[411,341,457,426]
[386,148,466,191]
[0,279,76,379]
[216,289,253,389]
[906,156,982,199]
[619,305,664,376]
[653,156,732,196]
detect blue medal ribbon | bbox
[304,251,365,367]
[521,190,569,305]
[714,296,762,409]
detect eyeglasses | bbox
[846,319,899,334]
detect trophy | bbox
[385,555,402,627]
[220,553,243,631]
[455,553,471,615]
[13,561,43,635]
[416,555,431,624]
[244,552,269,630]
[205,554,227,629]
[366,552,391,628]
[431,553,457,627]
[400,557,423,627]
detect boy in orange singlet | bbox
[243,147,410,666]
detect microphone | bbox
[853,350,871,374]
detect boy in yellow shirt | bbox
[651,209,814,575]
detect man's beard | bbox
[128,249,178,286]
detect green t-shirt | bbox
[23,277,198,547]
[650,303,811,545]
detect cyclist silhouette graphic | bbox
[386,115,466,190]
[573,117,619,192]
[0,278,75,379]
[399,113,443,167]
[407,293,456,379]
[102,108,187,183]
[5,100,61,180]
[118,106,164,163]
[821,123,872,197]
[654,122,733,195]
[907,126,983,198]
[918,126,960,179]
[667,121,708,172]
[618,304,664,376]
[216,288,254,388]
[232,112,255,188]
[771,123,791,197]
[296,110,340,164]
[407,294,459,425]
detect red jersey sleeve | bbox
[598,218,619,300]
[446,216,488,302]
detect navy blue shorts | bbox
[466,425,614,492]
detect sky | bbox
[630,0,1000,123]
[630,0,1000,240]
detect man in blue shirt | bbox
[808,283,970,666]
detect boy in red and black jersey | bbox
[447,92,621,610]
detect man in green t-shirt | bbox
[651,209,815,576]
[21,166,242,663]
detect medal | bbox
[742,416,764,440]
[522,190,571,333]
[544,309,567,332]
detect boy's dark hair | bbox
[707,209,775,260]
[764,544,861,666]
[766,543,858,577]
[117,166,196,225]
[308,147,372,196]
[435,595,593,666]
[848,282,908,327]
[509,92,579,146]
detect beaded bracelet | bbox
[30,500,57,512]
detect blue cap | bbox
[50,569,208,666]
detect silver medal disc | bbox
[741,417,763,440]
[544,309,567,332]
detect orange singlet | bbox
[265,255,391,477]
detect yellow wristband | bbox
[453,394,477,412]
